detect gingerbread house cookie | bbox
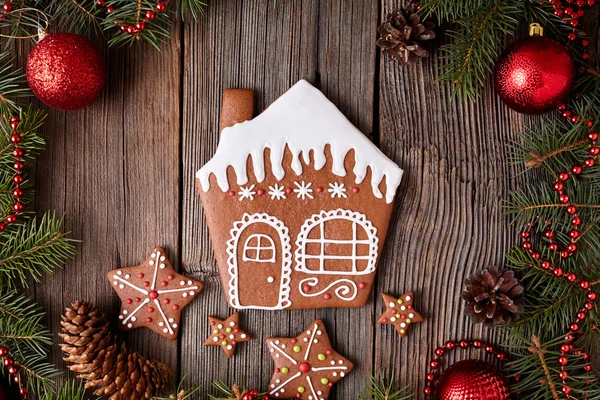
[196,80,403,310]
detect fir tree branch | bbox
[359,374,414,400]
[525,138,589,168]
[41,380,94,400]
[527,336,560,400]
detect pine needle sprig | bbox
[40,380,94,400]
[208,379,264,400]
[0,213,77,288]
[436,1,520,101]
[419,0,490,21]
[0,52,30,116]
[44,0,103,37]
[359,374,414,400]
[177,0,207,20]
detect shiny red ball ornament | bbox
[26,33,106,110]
[435,360,511,400]
[494,29,575,115]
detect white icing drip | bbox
[197,80,403,204]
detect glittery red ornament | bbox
[26,33,106,110]
[435,360,511,400]
[494,30,574,115]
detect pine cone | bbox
[376,3,436,65]
[462,266,525,327]
[59,301,171,400]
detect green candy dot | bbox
[213,329,220,334]
[297,387,305,394]
[318,353,326,361]
[397,299,403,304]
[221,341,227,346]
[395,313,401,319]
[281,367,289,374]
[406,318,412,323]
[321,378,329,385]
[226,327,232,333]
[293,345,301,353]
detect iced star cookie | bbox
[266,320,353,399]
[377,292,424,338]
[204,312,252,358]
[107,246,203,340]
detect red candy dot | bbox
[257,189,265,196]
[299,362,311,373]
[291,338,297,344]
[138,273,144,278]
[276,368,281,373]
[352,187,359,193]
[324,293,331,300]
[326,349,332,355]
[173,305,179,310]
[148,307,154,313]
[382,318,388,323]
[234,328,240,333]
[232,340,237,345]
[316,187,323,193]
[149,290,159,299]
[285,188,293,194]
[168,274,174,280]
[210,321,215,326]
[161,281,168,287]
[146,317,152,322]
[164,298,170,304]
[228,190,235,196]
[143,281,150,287]
[135,297,141,302]
[303,285,311,293]
[126,298,133,304]
[358,282,366,289]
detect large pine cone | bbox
[59,301,171,400]
[462,266,524,327]
[376,3,436,65]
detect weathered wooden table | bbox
[32,0,557,398]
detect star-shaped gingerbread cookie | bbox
[378,292,424,338]
[266,320,353,400]
[203,312,252,358]
[107,246,203,340]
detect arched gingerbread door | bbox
[227,213,292,310]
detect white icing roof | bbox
[197,80,403,204]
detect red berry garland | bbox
[1,115,24,232]
[0,346,27,399]
[97,0,172,36]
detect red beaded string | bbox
[97,0,172,36]
[423,339,511,398]
[1,115,24,232]
[0,346,27,399]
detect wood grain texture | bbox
[27,1,599,399]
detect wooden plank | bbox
[375,1,529,395]
[180,0,378,396]
[33,27,183,378]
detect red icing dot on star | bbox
[146,317,152,322]
[328,382,334,387]
[135,297,141,302]
[352,187,359,193]
[276,368,281,373]
[143,281,150,287]
[407,305,413,310]
[324,293,331,300]
[303,285,311,293]
[285,188,292,194]
[210,321,215,326]
[220,334,225,339]
[173,304,179,310]
[326,349,332,355]
[291,338,297,344]
[232,340,237,345]
[161,281,168,287]
[234,328,239,333]
[148,307,154,313]
[167,274,174,280]
[299,362,310,373]
[149,290,159,299]
[382,318,388,323]
[401,314,406,320]
[138,273,144,278]
[163,298,170,304]
[316,187,323,193]
[228,190,235,196]
[392,309,397,314]
[126,298,133,304]
[358,282,366,289]
[257,189,265,196]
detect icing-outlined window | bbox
[295,209,379,275]
[243,234,276,262]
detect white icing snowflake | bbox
[328,182,347,198]
[238,184,256,201]
[293,181,314,200]
[268,184,287,200]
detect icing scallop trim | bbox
[197,80,403,204]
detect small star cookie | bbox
[107,246,203,340]
[204,313,252,358]
[378,292,424,338]
[266,320,353,399]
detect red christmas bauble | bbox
[26,33,106,110]
[435,360,511,400]
[494,35,575,115]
